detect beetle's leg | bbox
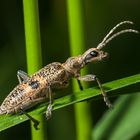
[45,87,53,119]
[17,70,30,83]
[77,74,112,108]
[20,109,40,130]
[77,80,84,90]
[19,96,47,130]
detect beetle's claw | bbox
[34,121,40,130]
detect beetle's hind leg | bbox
[20,109,40,130]
[19,96,47,130]
[17,70,30,83]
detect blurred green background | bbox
[0,0,140,140]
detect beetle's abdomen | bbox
[0,75,48,114]
[0,62,69,114]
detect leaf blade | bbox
[0,73,140,132]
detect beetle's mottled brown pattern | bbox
[0,62,69,114]
[0,21,138,129]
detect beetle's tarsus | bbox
[46,104,53,120]
[33,120,40,130]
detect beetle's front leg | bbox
[76,74,112,108]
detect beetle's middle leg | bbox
[76,74,112,108]
[77,80,84,91]
[17,70,30,83]
[45,86,53,119]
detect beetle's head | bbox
[82,48,108,65]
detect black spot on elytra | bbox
[29,80,40,89]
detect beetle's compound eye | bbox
[90,50,98,57]
[84,50,99,64]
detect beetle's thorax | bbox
[62,55,84,77]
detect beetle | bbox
[0,21,138,129]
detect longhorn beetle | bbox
[0,21,139,129]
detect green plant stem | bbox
[23,0,46,140]
[67,0,92,140]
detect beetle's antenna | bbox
[101,21,133,43]
[102,29,139,47]
[97,21,139,50]
[97,29,139,49]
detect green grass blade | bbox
[0,73,140,132]
[23,0,46,139]
[93,93,140,140]
[67,0,92,139]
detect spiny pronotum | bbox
[0,21,139,129]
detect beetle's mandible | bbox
[0,21,139,129]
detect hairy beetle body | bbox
[0,62,70,114]
[0,21,138,129]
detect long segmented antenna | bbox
[97,21,139,50]
[103,29,139,46]
[100,21,133,43]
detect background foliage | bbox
[0,0,140,140]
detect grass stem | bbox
[23,0,46,139]
[67,0,92,139]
